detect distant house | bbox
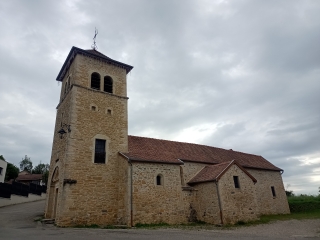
[0,158,7,183]
[16,171,43,185]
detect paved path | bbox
[0,200,319,240]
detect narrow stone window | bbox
[233,176,240,188]
[91,72,101,90]
[94,139,106,163]
[107,109,112,115]
[271,186,276,197]
[0,167,3,175]
[156,174,163,186]
[91,106,96,111]
[104,76,113,93]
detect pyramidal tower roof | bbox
[56,46,133,81]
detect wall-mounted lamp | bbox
[58,124,71,139]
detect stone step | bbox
[41,218,55,224]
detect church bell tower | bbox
[44,45,133,226]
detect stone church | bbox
[44,46,290,227]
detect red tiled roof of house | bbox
[121,135,282,171]
[188,160,257,184]
[16,174,42,181]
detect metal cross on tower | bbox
[91,28,98,50]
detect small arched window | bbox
[104,76,113,93]
[91,72,101,90]
[156,174,163,186]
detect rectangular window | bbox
[94,139,106,163]
[233,176,240,188]
[0,167,2,175]
[271,186,276,197]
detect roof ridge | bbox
[128,135,263,158]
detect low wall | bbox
[0,193,46,207]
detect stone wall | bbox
[192,182,221,224]
[218,165,259,224]
[132,162,194,225]
[181,161,207,184]
[247,169,290,215]
[117,156,130,225]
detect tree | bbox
[285,184,294,197]
[0,155,5,161]
[19,155,33,172]
[5,163,19,181]
[32,162,50,185]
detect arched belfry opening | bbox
[91,72,101,90]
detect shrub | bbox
[288,194,320,212]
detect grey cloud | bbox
[0,0,319,194]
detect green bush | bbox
[288,194,320,212]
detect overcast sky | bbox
[0,0,319,194]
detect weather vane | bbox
[91,28,98,50]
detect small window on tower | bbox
[91,106,96,111]
[94,139,106,163]
[104,76,113,93]
[0,167,3,175]
[91,72,101,90]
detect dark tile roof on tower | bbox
[85,49,112,60]
[56,46,133,81]
[120,135,282,171]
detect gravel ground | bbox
[228,219,320,238]
[1,200,319,240]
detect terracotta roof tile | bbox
[16,174,42,181]
[188,160,257,184]
[121,135,282,171]
[188,162,231,184]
